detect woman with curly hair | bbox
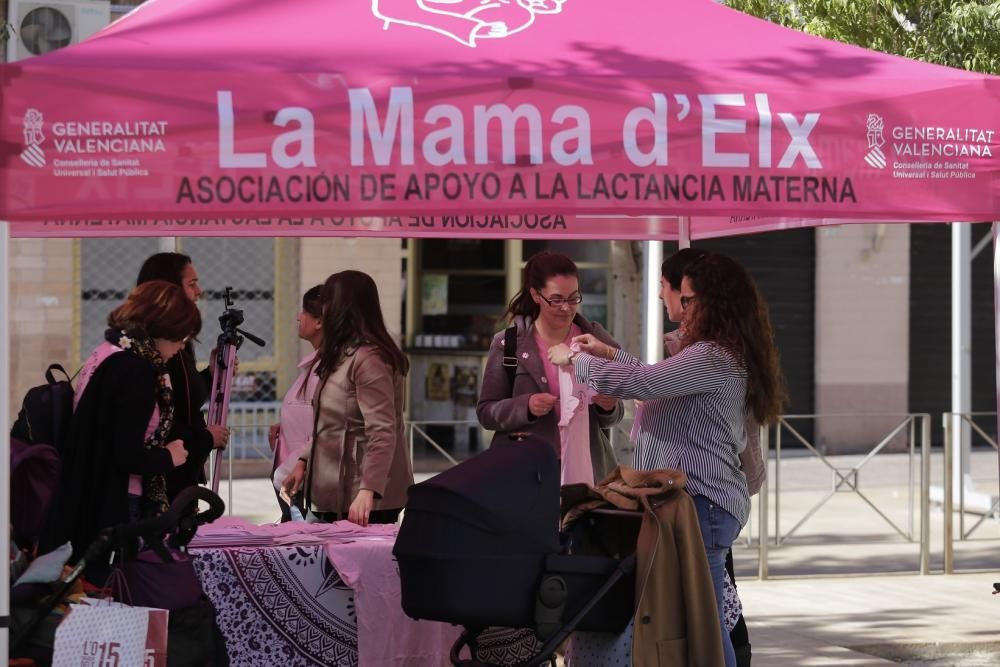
[549,251,786,667]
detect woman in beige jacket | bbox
[283,271,414,526]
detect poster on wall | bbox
[425,362,451,401]
[453,365,478,407]
[422,274,448,316]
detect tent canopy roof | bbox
[3,0,998,233]
[42,0,987,86]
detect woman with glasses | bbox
[137,252,229,502]
[478,251,623,485]
[549,251,785,667]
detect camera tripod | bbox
[207,287,265,494]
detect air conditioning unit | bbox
[7,0,111,62]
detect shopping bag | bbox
[52,599,168,667]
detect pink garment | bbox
[325,528,462,667]
[557,360,594,486]
[75,341,166,496]
[272,350,320,493]
[534,323,581,397]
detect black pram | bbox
[394,433,639,667]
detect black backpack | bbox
[10,363,77,452]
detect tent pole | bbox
[994,222,999,508]
[1,220,10,661]
[642,239,663,364]
[678,215,691,250]
[951,223,972,504]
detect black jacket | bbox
[164,345,215,501]
[41,352,174,559]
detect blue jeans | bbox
[693,494,742,667]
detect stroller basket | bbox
[395,434,639,666]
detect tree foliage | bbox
[724,1,1000,74]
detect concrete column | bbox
[814,224,910,453]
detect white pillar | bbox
[1,221,10,661]
[951,222,972,499]
[678,216,691,250]
[642,239,663,364]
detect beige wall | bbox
[9,238,76,416]
[814,224,911,453]
[298,237,404,358]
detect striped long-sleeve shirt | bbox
[575,340,751,526]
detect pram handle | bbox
[75,486,225,566]
[13,488,225,654]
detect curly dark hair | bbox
[682,253,787,424]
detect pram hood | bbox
[397,433,561,554]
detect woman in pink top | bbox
[477,251,623,484]
[268,285,324,521]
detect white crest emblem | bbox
[864,113,886,169]
[372,0,567,48]
[21,108,46,168]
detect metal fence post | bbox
[920,414,931,575]
[943,414,954,574]
[758,423,769,581]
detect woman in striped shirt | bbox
[549,252,785,667]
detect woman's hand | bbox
[348,489,375,527]
[207,425,230,450]
[282,460,306,497]
[547,343,573,366]
[591,394,618,412]
[528,393,558,417]
[166,439,188,467]
[571,334,613,360]
[268,423,280,451]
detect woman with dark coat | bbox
[42,281,201,572]
[137,253,229,501]
[477,251,623,484]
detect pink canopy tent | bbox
[2,0,1000,653]
[0,0,998,237]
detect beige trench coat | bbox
[303,345,414,514]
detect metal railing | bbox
[407,420,482,468]
[941,412,999,574]
[210,406,941,578]
[757,413,932,578]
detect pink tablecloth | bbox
[192,519,540,666]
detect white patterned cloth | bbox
[192,541,541,666]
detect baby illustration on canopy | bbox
[372,0,567,48]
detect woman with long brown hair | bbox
[549,251,785,667]
[136,252,229,502]
[282,271,414,526]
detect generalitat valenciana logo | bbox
[372,0,567,48]
[865,113,887,169]
[21,108,47,168]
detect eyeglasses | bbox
[680,295,698,310]
[537,292,583,308]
